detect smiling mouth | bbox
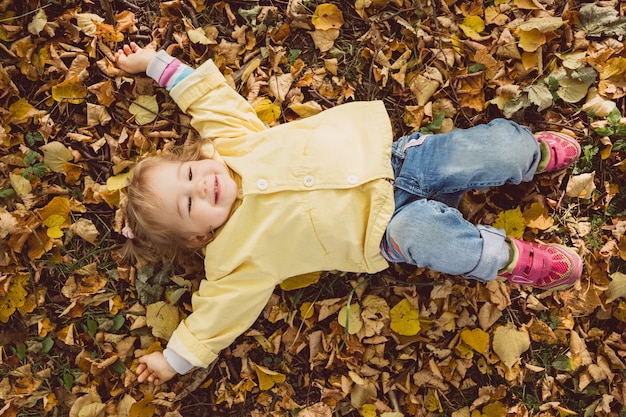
[214,176,219,204]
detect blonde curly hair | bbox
[119,140,215,263]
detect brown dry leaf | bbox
[606,272,626,303]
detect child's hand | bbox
[136,351,178,385]
[114,42,157,74]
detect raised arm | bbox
[116,43,266,142]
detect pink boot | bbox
[500,239,582,290]
[535,132,581,173]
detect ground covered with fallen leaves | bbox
[2,0,626,416]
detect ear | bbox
[186,234,212,249]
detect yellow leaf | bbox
[389,298,420,336]
[492,323,530,368]
[360,404,377,417]
[424,389,443,412]
[300,302,314,319]
[129,95,158,125]
[9,173,32,195]
[9,98,47,123]
[523,202,554,230]
[0,274,28,323]
[482,401,507,417]
[311,4,345,30]
[516,28,546,52]
[37,196,71,222]
[338,303,363,335]
[146,301,179,340]
[52,79,87,104]
[40,141,73,172]
[460,328,490,355]
[253,363,286,390]
[288,101,323,118]
[106,172,130,192]
[459,16,485,40]
[254,98,281,125]
[280,271,320,290]
[129,394,156,417]
[493,207,526,238]
[43,214,65,239]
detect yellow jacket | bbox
[165,59,395,368]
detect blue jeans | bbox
[380,119,541,282]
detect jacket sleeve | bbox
[165,267,278,368]
[168,59,267,146]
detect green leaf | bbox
[608,107,622,127]
[25,131,43,146]
[61,372,74,391]
[111,358,126,374]
[110,314,125,333]
[594,127,614,137]
[41,336,54,354]
[551,355,575,371]
[0,188,15,199]
[23,150,38,165]
[85,318,98,338]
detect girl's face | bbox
[147,159,238,244]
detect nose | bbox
[195,177,207,198]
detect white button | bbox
[347,175,358,184]
[303,175,315,187]
[257,179,268,190]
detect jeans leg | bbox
[392,119,541,207]
[384,119,540,281]
[381,197,510,281]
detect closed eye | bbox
[188,167,193,181]
[188,197,192,213]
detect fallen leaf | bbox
[493,323,530,368]
[389,299,420,336]
[129,95,159,125]
[460,328,489,355]
[40,141,73,172]
[523,202,554,230]
[338,303,363,335]
[146,301,179,340]
[606,272,626,303]
[311,4,344,30]
[493,207,525,238]
[253,362,286,390]
[565,172,596,198]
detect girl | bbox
[114,43,583,385]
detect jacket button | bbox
[347,175,358,184]
[257,179,268,190]
[303,175,315,187]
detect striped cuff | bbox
[146,50,175,84]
